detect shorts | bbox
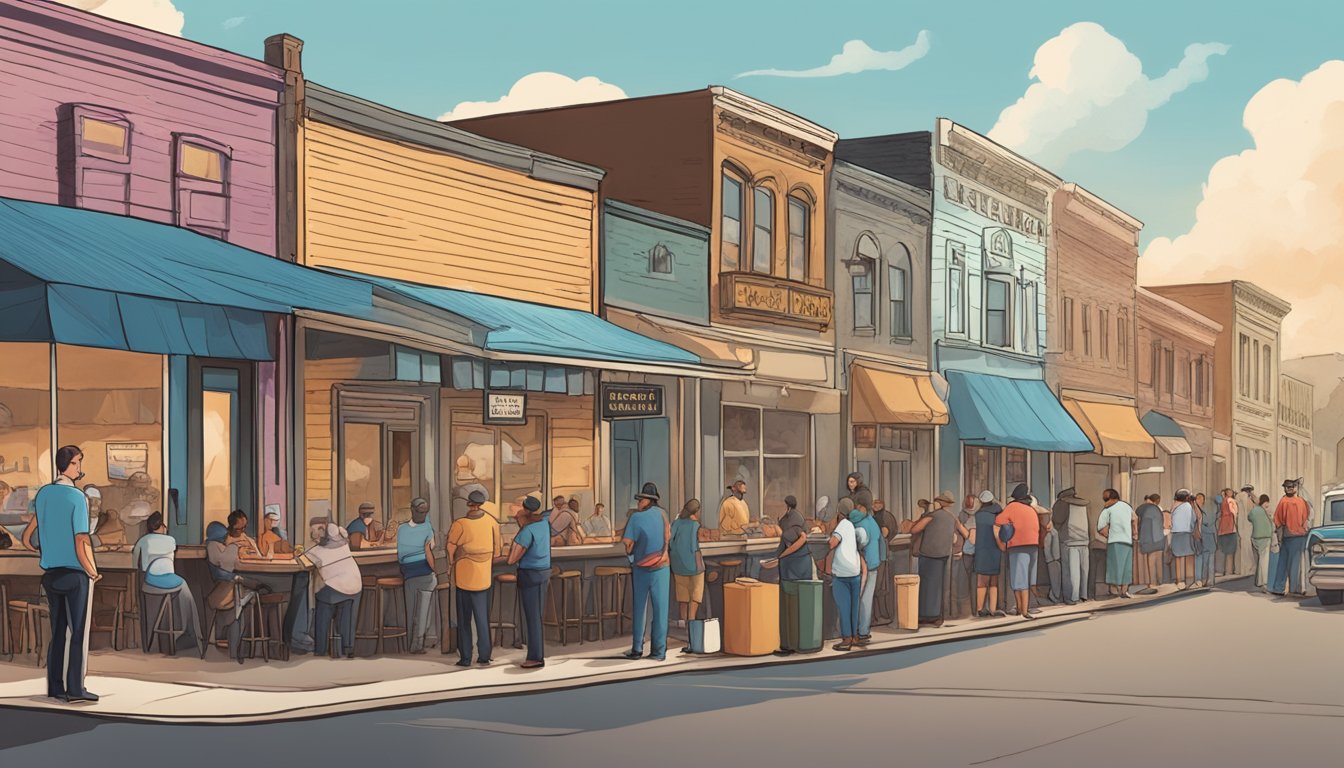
[1170,532,1195,557]
[674,573,705,603]
[1008,547,1034,592]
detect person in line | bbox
[1135,494,1166,595]
[346,502,383,550]
[582,502,612,540]
[397,497,437,654]
[1195,492,1216,588]
[974,490,1005,616]
[133,511,206,656]
[1217,488,1239,578]
[910,492,968,628]
[447,490,503,666]
[718,480,751,537]
[257,509,294,559]
[995,484,1040,620]
[824,499,865,651]
[549,494,584,547]
[1052,488,1091,605]
[508,496,550,669]
[1038,503,1062,604]
[952,495,977,617]
[1271,479,1312,597]
[670,499,705,630]
[623,482,672,662]
[774,495,814,655]
[302,519,362,658]
[1169,489,1198,590]
[1236,484,1258,577]
[1096,489,1137,599]
[851,498,883,643]
[22,445,100,703]
[1248,493,1274,590]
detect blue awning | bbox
[0,198,373,360]
[349,272,701,367]
[945,370,1093,453]
[1140,410,1186,438]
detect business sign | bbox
[942,177,1044,239]
[484,391,527,425]
[106,442,149,480]
[602,384,664,420]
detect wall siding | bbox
[603,204,710,325]
[303,120,597,311]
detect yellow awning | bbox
[1062,397,1156,458]
[851,365,949,426]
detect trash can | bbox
[781,579,823,653]
[894,574,920,630]
[724,579,780,656]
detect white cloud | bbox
[1141,61,1344,357]
[222,15,247,31]
[736,32,931,79]
[57,0,185,36]
[989,22,1228,166]
[438,72,626,121]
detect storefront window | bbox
[963,446,1000,500]
[342,422,382,525]
[723,405,811,523]
[56,345,163,536]
[450,412,545,535]
[0,344,52,533]
[1005,448,1029,489]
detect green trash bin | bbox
[781,579,823,652]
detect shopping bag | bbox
[688,618,721,654]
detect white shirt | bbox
[133,532,177,578]
[1171,502,1196,534]
[1097,502,1135,544]
[830,518,862,578]
[306,541,362,596]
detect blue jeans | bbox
[456,587,492,663]
[518,568,550,662]
[42,568,91,699]
[1272,536,1306,594]
[832,575,860,638]
[313,586,359,656]
[857,567,878,636]
[631,565,670,658]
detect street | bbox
[1,581,1338,767]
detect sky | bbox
[58,0,1344,357]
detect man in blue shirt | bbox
[397,497,437,654]
[508,496,551,668]
[21,445,100,703]
[347,502,382,549]
[850,502,882,644]
[622,482,671,661]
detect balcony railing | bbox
[719,271,833,330]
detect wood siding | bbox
[302,120,598,312]
[603,202,710,325]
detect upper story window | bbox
[1195,356,1208,406]
[984,276,1011,348]
[721,171,744,271]
[751,187,774,274]
[1252,339,1261,401]
[1117,310,1129,369]
[649,243,673,275]
[852,233,879,332]
[1081,303,1093,356]
[1238,333,1251,397]
[1150,341,1162,392]
[1164,347,1175,395]
[1099,307,1110,361]
[65,105,133,214]
[1262,344,1273,404]
[1063,297,1075,352]
[79,114,131,162]
[173,134,231,239]
[947,243,966,336]
[787,196,809,282]
[889,244,912,340]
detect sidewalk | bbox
[0,579,1236,723]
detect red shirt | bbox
[1273,496,1311,537]
[996,501,1040,548]
[1217,497,1238,536]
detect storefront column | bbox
[167,354,190,539]
[700,379,724,526]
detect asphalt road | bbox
[2,582,1339,767]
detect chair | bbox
[7,598,39,664]
[260,592,290,661]
[545,568,584,646]
[583,566,631,641]
[353,575,380,652]
[490,573,523,649]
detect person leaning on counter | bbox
[447,490,504,667]
[718,480,751,537]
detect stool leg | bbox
[375,589,385,656]
[167,597,177,657]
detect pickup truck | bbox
[1309,525,1344,605]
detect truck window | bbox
[1331,499,1344,523]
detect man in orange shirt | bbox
[1270,479,1312,597]
[995,483,1041,620]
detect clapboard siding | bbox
[0,1,282,255]
[603,202,710,325]
[303,120,597,311]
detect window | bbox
[450,412,545,529]
[1020,280,1038,354]
[1150,341,1162,391]
[649,243,673,275]
[1164,347,1175,395]
[67,106,132,214]
[751,187,774,274]
[1117,310,1129,369]
[1238,334,1251,397]
[852,234,878,331]
[1252,340,1261,401]
[1005,448,1029,488]
[787,197,809,281]
[889,245,912,339]
[1081,303,1093,356]
[947,244,966,335]
[173,135,230,238]
[720,171,743,271]
[1099,308,1110,361]
[1195,357,1207,406]
[963,446,1001,503]
[985,277,1011,348]
[79,115,131,162]
[1179,352,1191,398]
[0,344,53,522]
[1063,297,1075,352]
[179,142,225,182]
[722,405,811,523]
[1263,344,1273,404]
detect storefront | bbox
[846,362,945,520]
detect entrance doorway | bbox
[611,417,670,521]
[335,389,428,530]
[188,361,254,541]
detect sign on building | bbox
[602,384,664,420]
[484,391,527,425]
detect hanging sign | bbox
[602,384,664,420]
[484,391,527,425]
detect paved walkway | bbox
[0,580,1237,723]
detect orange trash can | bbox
[723,578,780,656]
[894,574,919,630]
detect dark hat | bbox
[1010,483,1031,501]
[1241,484,1255,492]
[1058,487,1088,505]
[358,502,375,514]
[784,495,798,509]
[635,482,660,501]
[467,490,487,505]
[522,496,542,512]
[1283,479,1298,488]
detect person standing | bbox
[718,480,751,537]
[952,495,977,617]
[1135,494,1166,595]
[774,495,814,655]
[1217,489,1239,578]
[1169,490,1197,590]
[1271,480,1312,597]
[669,499,705,630]
[1053,488,1091,605]
[973,491,1005,616]
[507,496,550,669]
[995,484,1041,620]
[447,490,503,667]
[1248,493,1274,590]
[303,520,363,659]
[824,501,865,651]
[1096,489,1137,599]
[21,446,100,703]
[1195,492,1216,588]
[1038,505,1062,604]
[1235,484,1258,578]
[623,483,672,661]
[845,472,871,506]
[397,497,437,654]
[910,492,968,628]
[549,494,584,547]
[851,499,883,643]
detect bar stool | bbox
[584,566,631,641]
[545,568,584,646]
[90,576,128,651]
[7,597,41,663]
[237,593,270,663]
[491,573,523,649]
[1,582,9,659]
[435,579,455,655]
[259,592,290,661]
[373,577,409,655]
[354,575,381,652]
[141,583,180,656]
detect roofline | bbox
[603,199,710,240]
[936,118,1062,187]
[832,159,934,206]
[1280,373,1312,388]
[448,87,709,126]
[1059,182,1143,231]
[710,86,838,150]
[305,82,606,192]
[1145,280,1291,317]
[1136,287,1224,335]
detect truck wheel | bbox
[1319,590,1343,606]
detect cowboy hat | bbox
[1058,487,1088,505]
[934,491,956,506]
[635,482,661,501]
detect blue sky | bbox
[172,0,1335,251]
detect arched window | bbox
[787,195,810,281]
[720,165,746,272]
[851,233,879,332]
[888,244,912,339]
[751,186,774,274]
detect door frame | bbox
[334,385,431,526]
[186,359,255,540]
